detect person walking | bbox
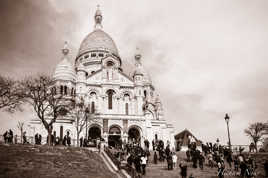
[14,135,18,144]
[3,131,8,144]
[9,129,13,143]
[217,160,225,178]
[198,152,205,170]
[38,134,42,145]
[172,152,177,168]
[35,133,39,144]
[80,137,83,147]
[154,151,158,164]
[141,154,147,175]
[167,154,173,170]
[23,131,27,144]
[179,161,188,178]
[134,155,142,178]
[66,132,71,146]
[226,152,233,169]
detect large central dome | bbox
[77,7,119,58]
[78,29,119,57]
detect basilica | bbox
[30,7,175,149]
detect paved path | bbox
[143,152,220,178]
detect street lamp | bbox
[224,113,232,151]
[85,107,90,139]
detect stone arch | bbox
[105,89,117,96]
[128,125,143,144]
[88,124,102,139]
[108,124,122,148]
[88,123,102,130]
[120,90,133,100]
[88,88,100,96]
[102,56,120,69]
[109,124,122,135]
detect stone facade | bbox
[30,7,175,150]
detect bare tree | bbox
[17,121,24,143]
[0,75,24,112]
[74,97,101,147]
[22,75,72,146]
[74,103,87,147]
[244,122,266,152]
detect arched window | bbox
[125,103,129,115]
[107,61,114,67]
[60,85,63,95]
[64,86,67,95]
[144,90,147,98]
[91,102,95,113]
[90,92,97,97]
[107,90,114,110]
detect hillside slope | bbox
[0,144,117,178]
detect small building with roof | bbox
[174,129,202,151]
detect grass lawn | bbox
[0,144,117,178]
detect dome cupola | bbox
[77,6,120,60]
[133,48,152,85]
[53,42,76,82]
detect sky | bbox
[0,0,268,145]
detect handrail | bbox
[104,146,121,169]
[103,146,138,178]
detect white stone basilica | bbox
[31,7,175,149]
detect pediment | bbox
[86,68,134,86]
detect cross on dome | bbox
[95,5,103,29]
[134,47,142,68]
[62,41,69,56]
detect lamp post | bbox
[224,113,232,151]
[85,107,90,140]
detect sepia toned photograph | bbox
[0,0,268,178]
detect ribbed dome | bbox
[78,29,119,57]
[53,58,76,82]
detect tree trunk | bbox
[47,126,53,146]
[20,128,23,143]
[254,141,258,152]
[77,132,79,147]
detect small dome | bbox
[78,29,119,57]
[133,66,152,84]
[133,67,144,76]
[53,58,76,82]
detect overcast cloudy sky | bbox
[0,0,268,145]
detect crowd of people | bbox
[3,129,28,144]
[105,137,268,178]
[185,141,260,178]
[2,129,268,177]
[3,129,14,144]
